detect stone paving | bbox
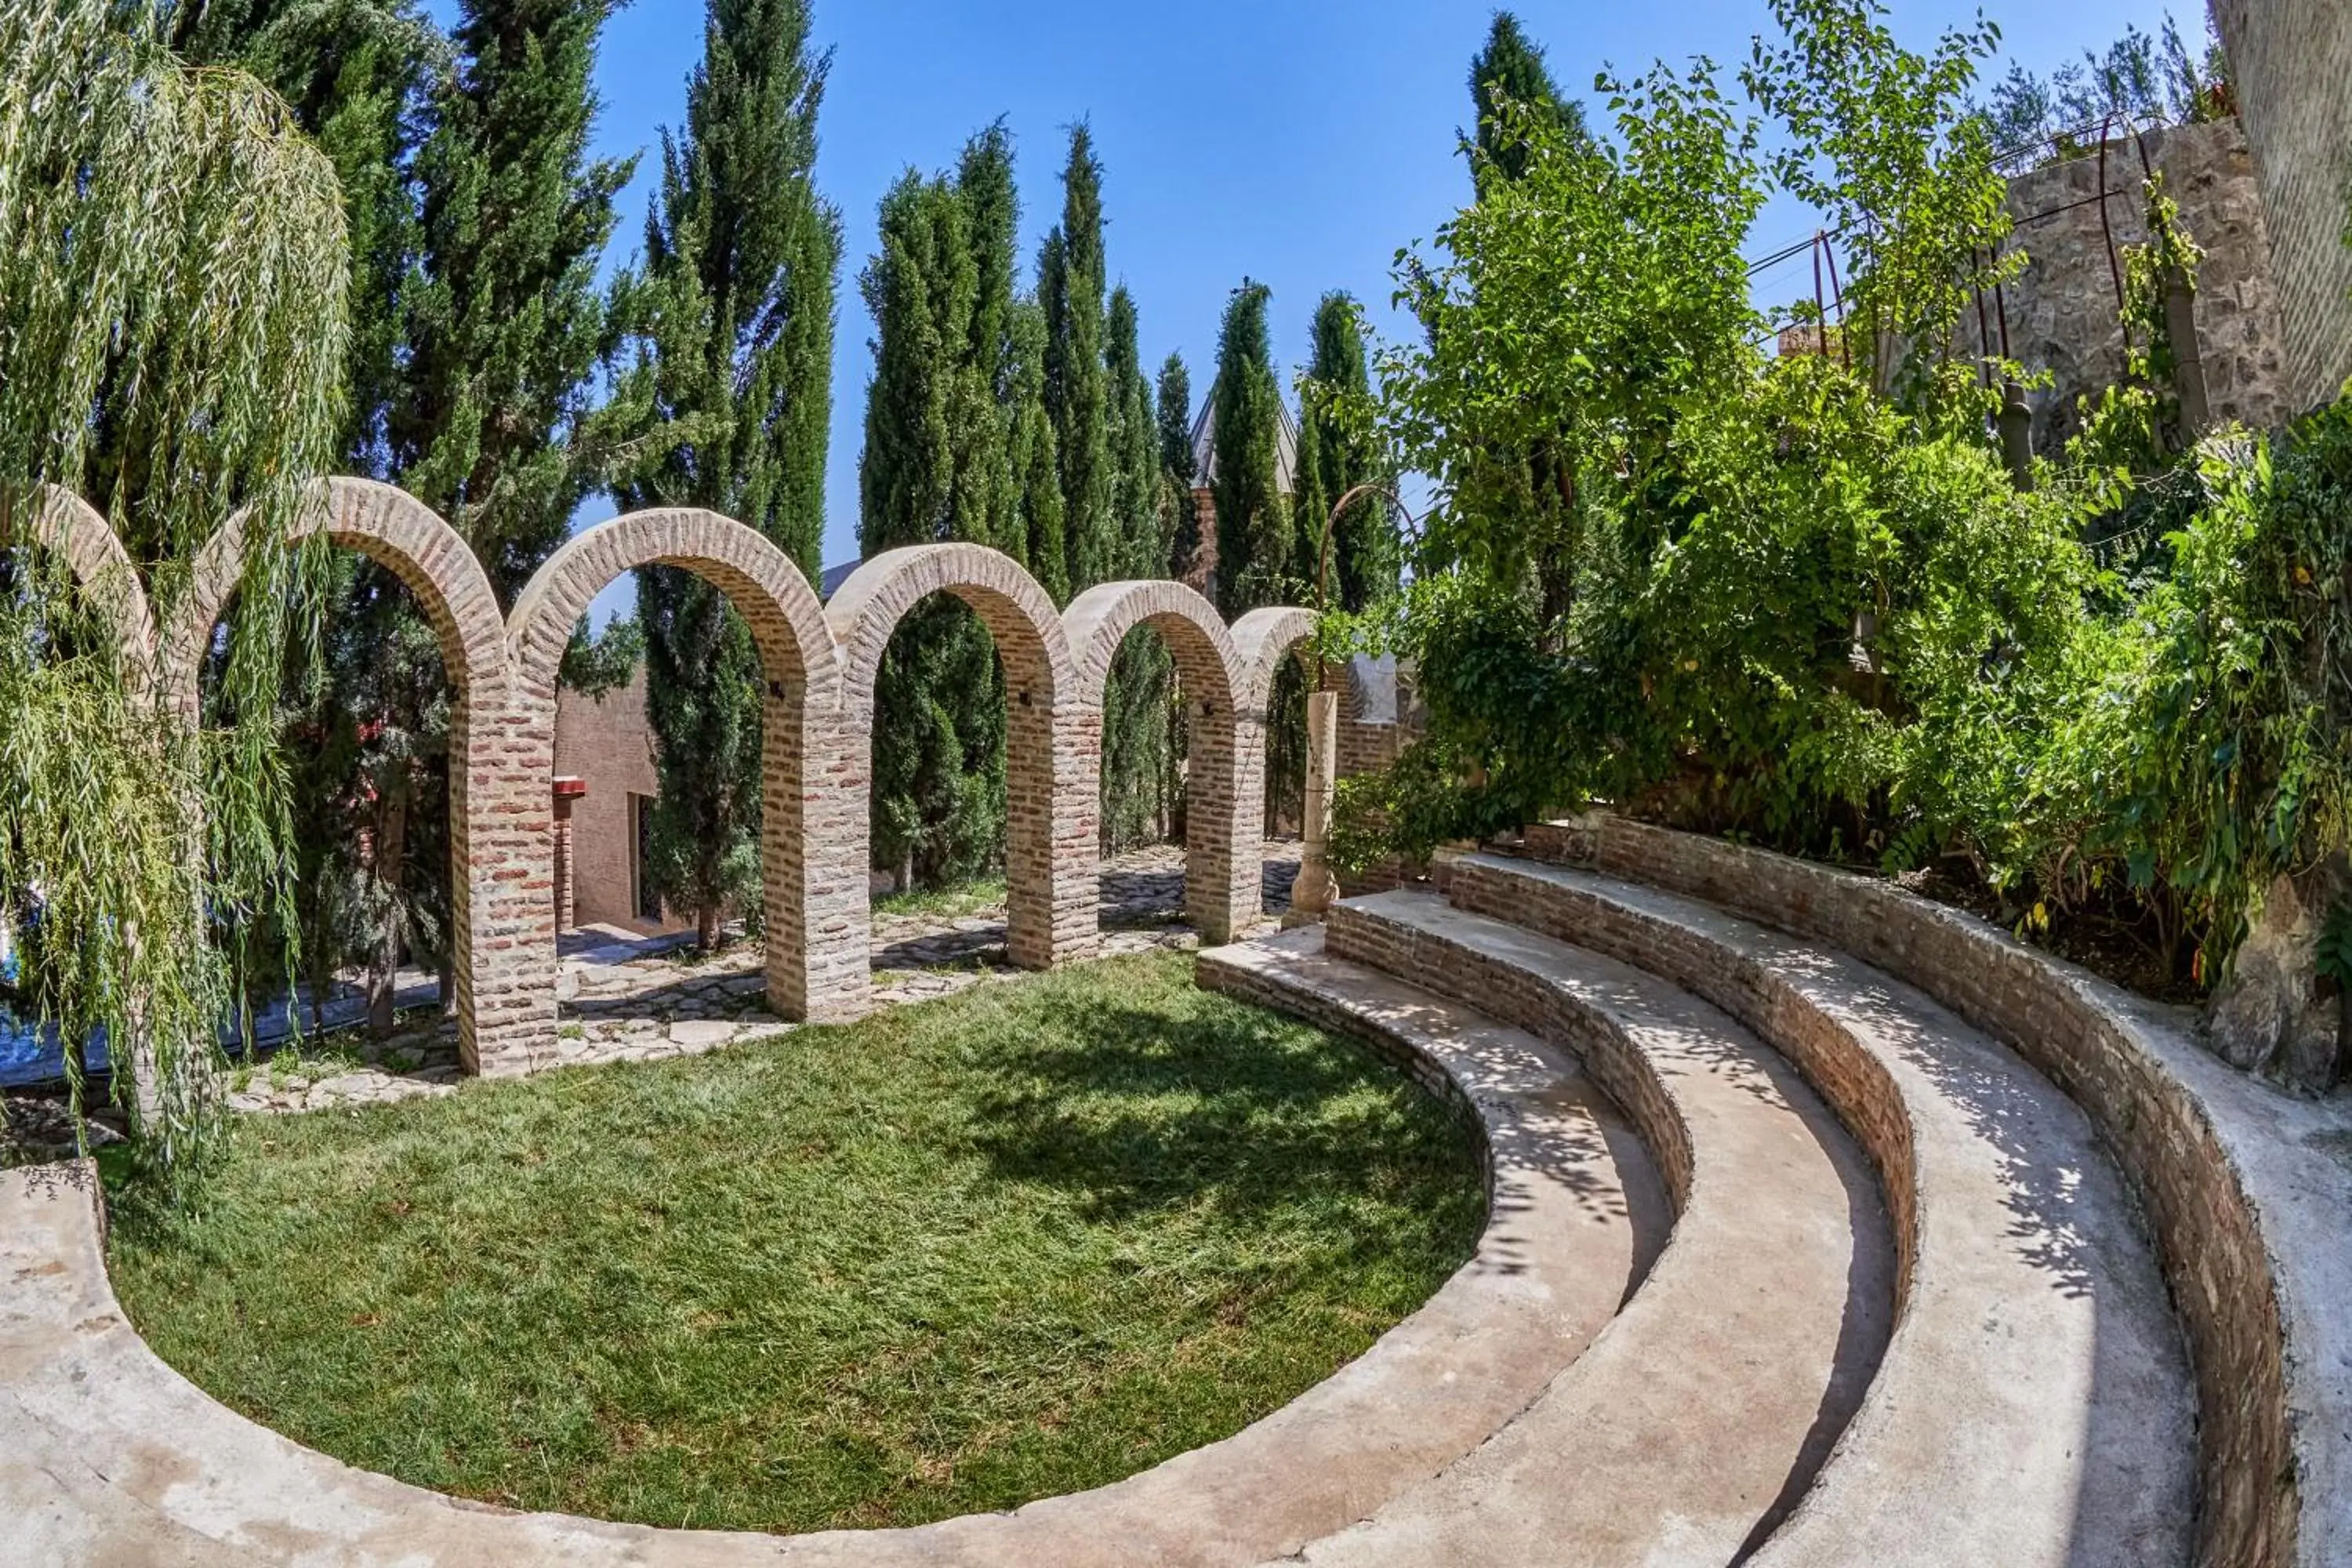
[191,843,1298,1119]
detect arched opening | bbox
[1064,580,1254,944]
[1232,607,1321,933]
[162,478,515,1073]
[506,508,851,1039]
[828,545,1094,980]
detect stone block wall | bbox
[2213,0,2352,413]
[1993,116,2294,450]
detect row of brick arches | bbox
[34,477,1319,1076]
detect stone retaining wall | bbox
[1524,814,2352,1568]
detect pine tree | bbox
[1295,292,1396,612]
[1468,11,1584,189]
[1207,280,1290,620]
[1156,351,1200,579]
[607,0,839,949]
[1040,125,1112,597]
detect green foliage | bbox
[1,0,349,1167]
[1744,0,2014,401]
[1980,13,2230,159]
[858,135,1029,884]
[1466,10,1587,188]
[1294,293,1396,612]
[604,0,838,945]
[1208,281,1294,619]
[1100,287,1179,851]
[1348,5,2352,996]
[1156,352,1200,578]
[1041,126,1113,597]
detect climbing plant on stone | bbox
[0,0,349,1170]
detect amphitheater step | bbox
[1443,850,2199,1567]
[1271,890,1896,1566]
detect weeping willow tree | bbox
[0,0,349,1174]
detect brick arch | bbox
[1063,580,1260,942]
[19,487,158,699]
[162,477,510,721]
[1231,605,1321,719]
[160,478,524,1074]
[505,510,861,1029]
[1223,605,1324,934]
[826,543,1095,972]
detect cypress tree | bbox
[1040,125,1112,597]
[1008,299,1069,601]
[1156,351,1200,579]
[1467,11,1584,189]
[1465,12,1584,633]
[1099,285,1176,849]
[1207,279,1290,619]
[858,137,1025,887]
[1296,291,1395,612]
[608,0,839,949]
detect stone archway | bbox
[826,544,1095,975]
[506,509,856,1032]
[161,478,521,1074]
[1062,579,1257,943]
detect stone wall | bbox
[1992,115,2293,451]
[2213,0,2352,413]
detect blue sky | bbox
[457,0,2188,612]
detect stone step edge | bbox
[1514,815,2352,1568]
[1434,850,2196,1568]
[1308,894,1887,1563]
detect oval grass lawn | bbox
[106,951,1485,1534]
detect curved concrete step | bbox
[1443,851,2198,1568]
[0,952,1657,1568]
[1276,891,1894,1566]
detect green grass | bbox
[107,953,1484,1534]
[873,874,1008,921]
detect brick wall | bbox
[2212,0,2352,412]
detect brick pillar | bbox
[550,777,585,932]
[1005,684,1100,969]
[760,677,868,1020]
[1186,692,1256,944]
[459,694,562,1078]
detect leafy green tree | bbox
[1040,126,1112,597]
[1467,11,1585,188]
[604,0,839,949]
[1009,299,1069,599]
[1294,292,1395,611]
[2,0,348,1160]
[1207,281,1292,619]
